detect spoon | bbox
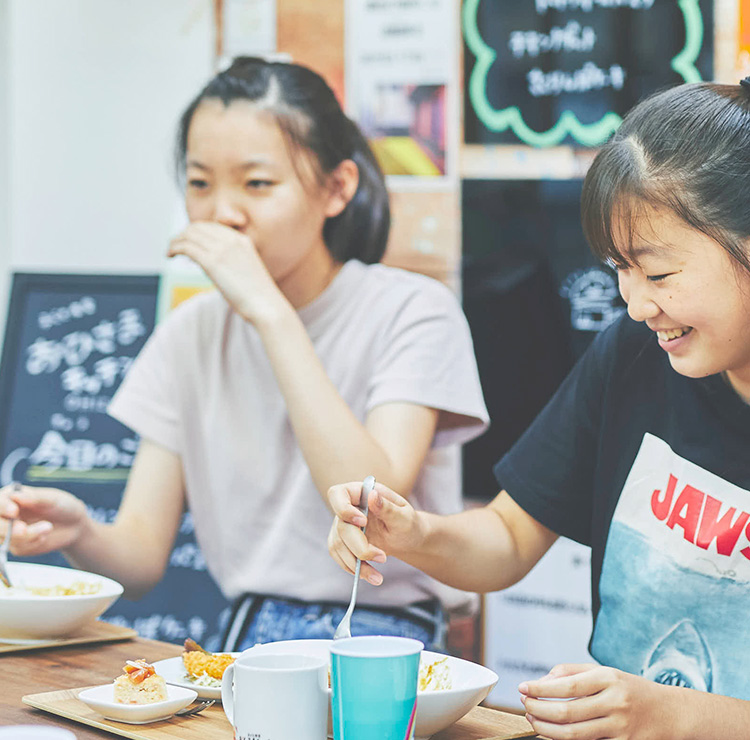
[0,482,24,588]
[333,475,376,640]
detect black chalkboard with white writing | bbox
[463,0,714,147]
[0,273,229,648]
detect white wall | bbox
[0,0,10,336]
[1,0,215,343]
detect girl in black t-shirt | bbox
[328,80,750,740]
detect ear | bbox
[323,159,359,219]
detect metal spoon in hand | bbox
[333,475,376,640]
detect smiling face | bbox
[183,100,353,304]
[614,205,750,400]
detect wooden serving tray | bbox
[23,686,535,740]
[432,706,535,739]
[23,686,227,740]
[0,621,137,654]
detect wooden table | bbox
[1,637,538,739]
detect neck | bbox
[722,370,750,405]
[277,244,342,310]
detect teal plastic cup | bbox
[330,635,423,740]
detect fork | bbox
[333,475,376,640]
[175,699,215,717]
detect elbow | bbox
[118,563,166,601]
[121,579,159,601]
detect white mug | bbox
[222,651,328,740]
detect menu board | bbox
[0,274,228,648]
[463,0,714,147]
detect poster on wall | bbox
[483,538,593,709]
[740,0,750,75]
[0,273,229,648]
[218,0,276,63]
[463,0,714,147]
[345,0,458,183]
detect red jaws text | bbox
[651,474,750,560]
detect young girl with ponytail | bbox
[0,58,487,651]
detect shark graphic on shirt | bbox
[591,433,750,699]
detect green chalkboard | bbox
[463,0,713,147]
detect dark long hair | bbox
[581,83,750,273]
[176,57,390,264]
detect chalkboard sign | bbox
[0,273,229,648]
[463,0,714,147]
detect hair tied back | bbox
[741,76,750,91]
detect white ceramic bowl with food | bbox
[0,562,123,643]
[246,638,498,739]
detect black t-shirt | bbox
[494,315,750,699]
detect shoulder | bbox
[353,262,461,312]
[149,290,231,349]
[157,290,229,331]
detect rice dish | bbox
[325,655,452,692]
[419,656,451,691]
[0,580,102,597]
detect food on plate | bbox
[419,656,451,691]
[182,638,236,687]
[326,655,452,692]
[0,580,102,597]
[113,659,168,704]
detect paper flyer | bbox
[221,0,276,60]
[345,0,458,185]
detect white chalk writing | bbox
[536,0,655,12]
[38,296,97,331]
[106,613,209,643]
[528,62,625,96]
[509,22,596,58]
[170,542,208,572]
[26,311,146,377]
[29,431,136,470]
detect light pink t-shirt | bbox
[109,260,488,610]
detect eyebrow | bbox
[186,159,276,171]
[628,243,673,260]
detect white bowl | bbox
[247,638,498,739]
[0,562,123,642]
[77,683,198,724]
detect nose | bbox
[619,270,661,323]
[211,191,246,230]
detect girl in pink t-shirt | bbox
[0,58,487,650]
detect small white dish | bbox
[152,654,240,700]
[77,683,197,724]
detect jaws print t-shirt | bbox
[592,434,750,697]
[494,315,750,700]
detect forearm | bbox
[398,505,549,593]
[62,440,185,599]
[62,515,168,599]
[669,687,750,740]
[256,308,412,497]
